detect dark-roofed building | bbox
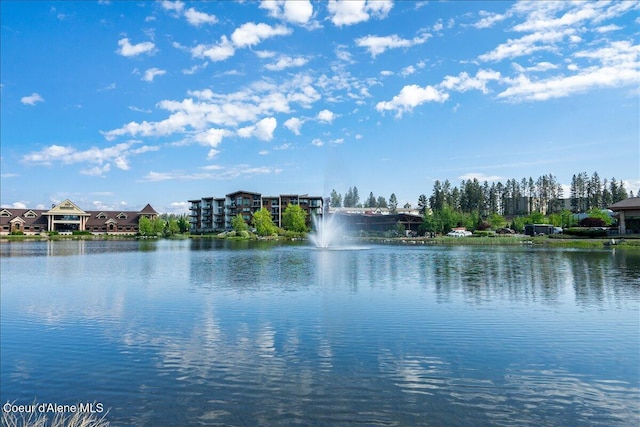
[609,197,640,234]
[0,199,158,235]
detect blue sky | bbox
[1,1,639,214]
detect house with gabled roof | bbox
[0,200,158,235]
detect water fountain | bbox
[309,214,341,248]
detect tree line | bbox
[330,172,629,217]
[330,187,402,212]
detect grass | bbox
[2,406,109,427]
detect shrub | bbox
[564,227,608,237]
[473,230,496,237]
[238,230,250,238]
[579,217,606,227]
[10,231,24,235]
[476,221,491,231]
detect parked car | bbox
[447,230,472,237]
[496,228,515,234]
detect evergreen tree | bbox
[366,192,376,208]
[376,196,388,208]
[330,189,342,208]
[418,194,428,215]
[389,193,398,213]
[352,186,360,207]
[343,187,354,208]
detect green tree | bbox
[417,194,428,215]
[167,218,180,235]
[487,213,507,229]
[152,217,165,235]
[586,207,613,226]
[139,216,153,236]
[177,216,189,233]
[365,192,376,208]
[389,193,398,213]
[252,208,277,236]
[343,187,354,207]
[282,204,308,232]
[376,196,388,208]
[330,189,342,208]
[231,213,248,233]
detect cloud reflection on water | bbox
[1,242,638,426]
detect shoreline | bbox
[2,234,639,249]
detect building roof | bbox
[609,197,640,211]
[139,203,158,214]
[0,208,48,229]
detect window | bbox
[116,213,127,219]
[24,210,37,218]
[0,210,11,217]
[97,212,107,219]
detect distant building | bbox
[0,199,158,235]
[330,207,423,235]
[502,197,574,216]
[609,197,640,234]
[189,191,323,233]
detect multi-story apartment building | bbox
[189,190,323,234]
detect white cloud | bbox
[22,141,158,176]
[479,29,573,62]
[328,0,393,27]
[356,32,430,57]
[284,117,303,135]
[311,138,323,147]
[3,201,28,209]
[401,65,416,77]
[265,56,308,71]
[274,143,291,150]
[498,40,640,102]
[21,93,44,105]
[458,172,503,182]
[142,164,281,181]
[317,109,335,123]
[439,69,501,94]
[231,22,291,48]
[472,10,509,29]
[98,82,116,92]
[191,36,235,62]
[184,7,218,26]
[260,0,314,25]
[81,164,111,176]
[142,67,166,82]
[376,84,449,116]
[161,1,184,13]
[238,117,277,141]
[596,24,622,33]
[194,128,233,148]
[182,62,208,75]
[116,38,155,57]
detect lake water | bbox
[1,240,639,426]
